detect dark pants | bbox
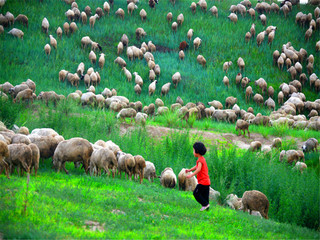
[193,184,210,206]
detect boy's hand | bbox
[186,174,192,179]
[185,169,189,173]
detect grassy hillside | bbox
[0,0,319,115]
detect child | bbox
[186,141,210,211]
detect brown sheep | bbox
[13,88,33,104]
[249,141,262,151]
[133,155,146,184]
[90,148,118,177]
[225,96,237,108]
[6,143,32,175]
[241,77,250,89]
[179,41,189,51]
[14,14,28,28]
[29,143,40,176]
[52,138,93,174]
[267,86,274,98]
[253,93,264,106]
[271,138,282,148]
[241,190,269,219]
[279,150,300,164]
[28,135,61,159]
[117,152,136,180]
[235,119,250,138]
[0,140,10,178]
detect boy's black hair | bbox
[193,142,207,156]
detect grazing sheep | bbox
[6,144,32,175]
[293,161,307,173]
[133,155,146,184]
[208,100,223,109]
[256,31,266,47]
[241,190,269,219]
[160,167,177,188]
[44,43,51,57]
[197,55,206,67]
[149,69,156,82]
[210,6,218,17]
[172,72,182,88]
[279,150,300,164]
[253,94,264,106]
[268,31,275,46]
[134,84,141,96]
[167,12,173,22]
[13,89,33,104]
[161,83,171,96]
[41,17,49,34]
[28,143,40,176]
[250,23,256,38]
[302,138,318,152]
[255,78,267,94]
[235,119,250,138]
[103,1,110,15]
[228,13,237,24]
[49,35,57,49]
[172,21,178,32]
[179,50,185,60]
[264,97,275,110]
[0,140,9,178]
[248,8,255,20]
[114,56,127,68]
[187,29,194,41]
[70,22,77,33]
[223,76,229,87]
[115,8,125,20]
[117,151,135,180]
[7,28,24,39]
[212,110,228,122]
[259,14,267,26]
[179,41,189,51]
[89,14,99,28]
[193,37,202,50]
[271,138,282,148]
[178,168,198,191]
[190,2,197,13]
[277,56,284,71]
[197,0,207,12]
[245,32,251,42]
[90,148,117,177]
[223,61,232,73]
[249,141,262,152]
[14,14,28,28]
[148,80,157,96]
[53,138,93,174]
[135,112,148,125]
[117,108,137,122]
[225,96,237,108]
[136,27,147,40]
[237,57,245,72]
[225,194,242,210]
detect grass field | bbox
[1,0,320,238]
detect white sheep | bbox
[56,27,62,38]
[178,168,198,191]
[49,34,57,49]
[228,13,237,24]
[41,17,49,34]
[89,51,97,64]
[117,151,135,180]
[143,161,156,182]
[7,28,24,39]
[223,61,232,73]
[161,83,171,96]
[197,55,206,67]
[209,6,218,17]
[148,80,157,96]
[237,57,245,71]
[172,72,181,88]
[193,37,202,50]
[122,67,132,82]
[140,9,147,21]
[99,53,105,69]
[44,44,51,56]
[160,167,177,188]
[90,148,118,177]
[177,13,184,26]
[127,2,138,15]
[117,108,137,122]
[89,13,99,28]
[81,11,87,24]
[135,112,148,125]
[116,8,125,20]
[172,21,178,32]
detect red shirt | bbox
[196,156,210,186]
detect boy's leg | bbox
[193,184,209,206]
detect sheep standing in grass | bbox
[293,161,307,173]
[49,35,57,49]
[249,141,262,152]
[148,80,157,96]
[13,89,33,104]
[190,2,197,13]
[160,167,177,188]
[6,144,32,175]
[197,55,206,67]
[237,57,245,71]
[197,0,207,12]
[235,119,250,138]
[193,37,202,50]
[228,13,237,24]
[28,143,40,176]
[302,138,318,152]
[167,12,173,22]
[241,190,269,219]
[178,168,197,191]
[161,83,171,96]
[0,140,10,179]
[53,138,93,174]
[103,2,110,15]
[117,151,136,180]
[8,28,24,39]
[117,108,137,122]
[90,148,118,177]
[89,14,99,28]
[14,14,28,28]
[210,6,218,17]
[187,29,194,41]
[116,8,125,20]
[172,72,181,88]
[133,155,146,184]
[42,17,49,34]
[223,61,232,73]
[256,31,266,47]
[44,44,51,56]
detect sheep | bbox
[197,0,207,12]
[223,61,232,73]
[117,108,137,122]
[41,17,49,34]
[268,31,275,46]
[248,141,262,152]
[267,86,274,98]
[5,11,13,26]
[287,66,297,80]
[133,155,146,184]
[235,119,250,138]
[160,167,177,188]
[279,150,300,164]
[149,0,158,8]
[0,140,9,178]
[193,37,202,50]
[178,168,197,191]
[95,7,104,18]
[241,77,250,89]
[187,29,194,41]
[13,89,33,104]
[190,2,197,13]
[148,80,157,96]
[270,138,282,148]
[103,1,110,15]
[264,97,275,110]
[256,31,266,47]
[210,6,218,17]
[302,138,318,152]
[133,84,141,96]
[253,94,264,106]
[197,55,206,67]
[135,112,148,125]
[69,22,77,33]
[18,127,29,136]
[177,13,184,26]
[172,72,181,88]
[245,32,251,43]
[316,41,320,52]
[225,96,237,108]
[117,151,135,180]
[247,8,255,20]
[122,67,132,82]
[161,83,171,96]
[65,9,75,21]
[116,8,125,20]
[208,100,223,109]
[49,35,57,50]
[237,57,245,72]
[6,144,32,175]
[53,138,93,174]
[44,44,51,56]
[114,56,127,68]
[14,14,28,28]
[172,22,178,32]
[90,148,118,177]
[277,56,284,71]
[293,161,307,173]
[86,85,95,94]
[28,143,40,176]
[249,115,270,126]
[241,190,269,219]
[250,23,256,38]
[272,50,280,66]
[7,28,24,39]
[89,14,99,28]
[143,161,156,182]
[259,14,267,26]
[149,69,156,82]
[212,110,228,122]
[166,12,173,23]
[144,103,156,116]
[255,78,267,94]
[289,80,302,92]
[228,13,237,24]
[177,50,185,61]
[136,28,147,41]
[38,91,60,106]
[81,36,92,49]
[225,194,242,210]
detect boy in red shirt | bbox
[186,142,210,211]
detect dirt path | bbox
[120,124,304,150]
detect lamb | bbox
[225,194,242,210]
[114,56,127,68]
[133,155,146,184]
[28,143,40,176]
[193,37,202,50]
[90,148,118,177]
[223,61,232,73]
[148,80,157,96]
[172,72,181,88]
[0,140,9,178]
[302,138,318,152]
[117,108,137,122]
[161,83,171,96]
[228,13,237,24]
[241,190,269,219]
[245,32,251,42]
[249,141,262,151]
[41,17,49,34]
[6,144,32,175]
[7,28,24,39]
[210,6,218,17]
[197,55,206,67]
[13,89,33,104]
[115,8,125,20]
[14,14,28,28]
[117,151,135,180]
[235,119,250,138]
[80,11,87,24]
[53,137,93,174]
[316,41,320,52]
[178,168,197,191]
[256,31,266,47]
[160,167,177,188]
[89,14,99,28]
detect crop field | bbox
[0,0,320,238]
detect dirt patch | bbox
[111,209,126,215]
[83,220,105,232]
[156,45,175,53]
[119,124,304,150]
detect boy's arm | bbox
[187,162,202,178]
[186,165,197,172]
